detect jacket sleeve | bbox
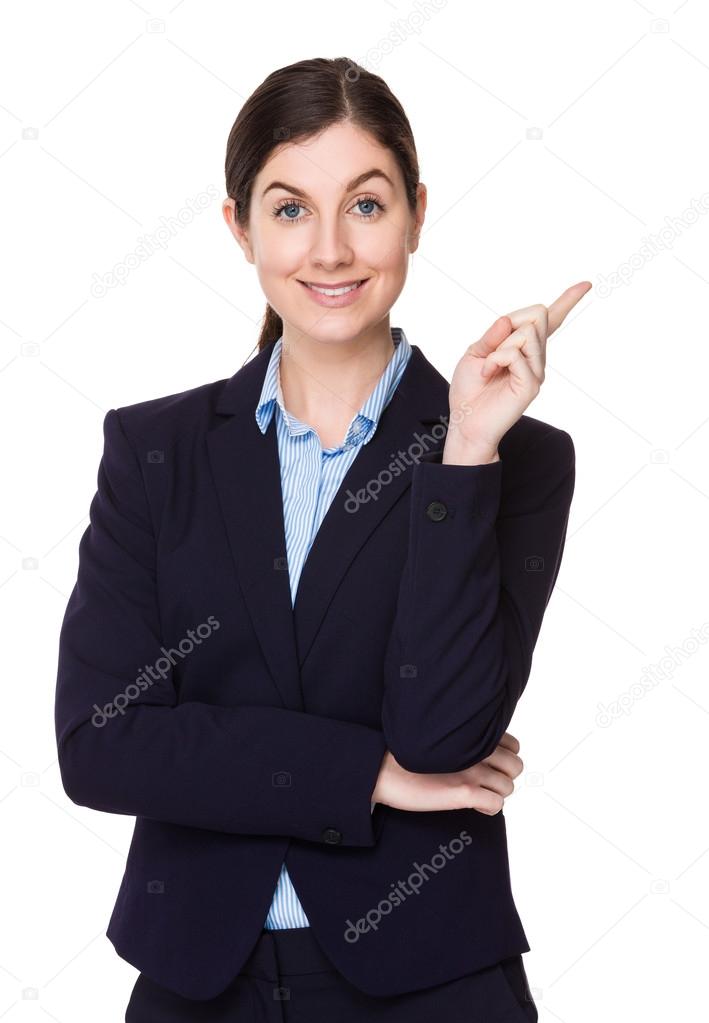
[381,427,575,774]
[54,408,387,847]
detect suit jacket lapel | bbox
[207,341,450,712]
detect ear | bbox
[222,197,255,264]
[410,182,427,255]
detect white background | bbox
[2,0,707,1019]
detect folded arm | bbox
[381,427,575,774]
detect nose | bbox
[307,214,355,269]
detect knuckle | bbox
[463,780,479,805]
[489,794,505,815]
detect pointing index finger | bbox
[547,281,592,336]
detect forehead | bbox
[255,122,401,196]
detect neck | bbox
[278,324,396,427]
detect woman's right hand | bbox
[372,733,524,816]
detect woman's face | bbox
[223,121,426,347]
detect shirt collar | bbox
[255,327,411,447]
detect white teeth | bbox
[306,281,363,296]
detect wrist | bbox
[443,422,500,464]
[372,749,391,804]
[442,434,500,466]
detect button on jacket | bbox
[54,334,576,1001]
[256,327,412,929]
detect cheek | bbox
[363,223,409,274]
[254,237,303,288]
[256,218,304,261]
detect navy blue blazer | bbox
[54,338,575,1001]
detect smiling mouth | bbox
[297,279,369,296]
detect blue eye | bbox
[274,201,303,221]
[354,195,386,218]
[271,194,386,224]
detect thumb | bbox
[466,316,514,359]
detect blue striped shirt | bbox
[254,326,413,929]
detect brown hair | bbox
[224,57,420,353]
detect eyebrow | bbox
[260,168,395,201]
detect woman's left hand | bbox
[446,280,592,455]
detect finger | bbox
[476,765,515,797]
[465,315,514,359]
[480,746,523,782]
[504,303,548,342]
[546,280,592,336]
[482,343,542,396]
[493,321,545,382]
[504,282,592,342]
[498,732,520,754]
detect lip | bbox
[297,277,371,309]
[299,278,364,288]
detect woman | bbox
[55,56,589,1021]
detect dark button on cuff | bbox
[321,827,343,845]
[426,500,448,522]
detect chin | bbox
[286,322,368,346]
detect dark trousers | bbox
[125,927,538,1022]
